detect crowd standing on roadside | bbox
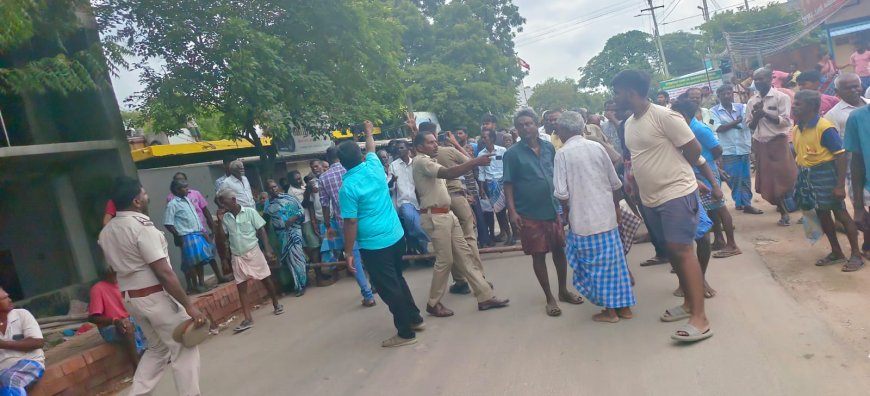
[87,49,870,395]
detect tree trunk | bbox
[243,115,276,190]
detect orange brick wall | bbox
[30,281,270,395]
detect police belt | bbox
[123,284,164,298]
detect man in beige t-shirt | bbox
[613,69,716,343]
[412,133,509,317]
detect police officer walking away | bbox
[99,177,206,395]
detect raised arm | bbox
[364,120,375,155]
[437,154,492,180]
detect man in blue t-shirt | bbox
[338,121,424,348]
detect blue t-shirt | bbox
[843,106,870,191]
[689,118,721,188]
[339,152,404,250]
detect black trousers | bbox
[360,239,422,339]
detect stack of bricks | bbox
[29,280,271,395]
[30,343,133,396]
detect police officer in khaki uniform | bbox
[429,126,488,295]
[411,133,510,317]
[99,177,206,396]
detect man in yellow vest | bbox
[792,90,864,272]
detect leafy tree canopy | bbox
[578,30,659,89]
[527,78,607,114]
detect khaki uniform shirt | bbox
[435,146,469,194]
[412,153,451,209]
[98,211,168,291]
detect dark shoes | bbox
[449,282,471,295]
[426,303,454,317]
[478,297,510,311]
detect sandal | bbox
[710,241,725,251]
[671,323,714,342]
[616,308,633,319]
[815,253,846,267]
[777,218,790,227]
[545,303,562,317]
[558,292,584,305]
[640,256,669,267]
[660,305,691,322]
[713,249,742,259]
[842,255,865,272]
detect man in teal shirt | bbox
[845,104,870,262]
[339,121,424,347]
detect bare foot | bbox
[593,309,619,323]
[704,281,717,298]
[673,287,685,297]
[616,307,633,319]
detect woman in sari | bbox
[264,179,308,296]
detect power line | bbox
[661,0,684,22]
[515,0,637,43]
[516,5,639,47]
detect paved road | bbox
[153,233,870,396]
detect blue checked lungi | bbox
[696,203,713,240]
[319,219,345,263]
[565,228,635,309]
[484,180,506,213]
[0,359,44,395]
[796,161,845,211]
[180,233,214,272]
[721,154,753,208]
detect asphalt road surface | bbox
[153,233,870,396]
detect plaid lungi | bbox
[0,359,44,393]
[180,233,214,271]
[617,207,641,256]
[721,154,753,208]
[485,180,506,213]
[319,218,345,263]
[565,228,635,309]
[796,161,845,211]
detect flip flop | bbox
[558,293,584,305]
[545,303,562,317]
[640,256,669,267]
[842,255,865,272]
[616,308,633,319]
[671,323,714,342]
[660,305,691,322]
[815,253,846,267]
[710,241,725,251]
[713,249,742,259]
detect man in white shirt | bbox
[218,160,255,208]
[553,112,635,324]
[389,140,430,255]
[0,289,45,394]
[477,129,514,245]
[825,73,869,134]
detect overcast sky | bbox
[110,0,766,106]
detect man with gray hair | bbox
[554,111,635,323]
[825,73,868,134]
[217,160,255,208]
[504,109,584,318]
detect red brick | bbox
[58,383,87,396]
[41,366,65,380]
[59,356,87,375]
[84,372,109,390]
[30,374,74,396]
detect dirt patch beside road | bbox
[729,198,870,355]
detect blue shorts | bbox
[641,192,701,246]
[99,317,146,354]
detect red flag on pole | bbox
[517,57,530,70]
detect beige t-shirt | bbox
[0,309,44,370]
[98,211,168,291]
[412,153,452,209]
[625,104,700,207]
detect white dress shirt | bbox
[825,97,870,136]
[477,145,507,181]
[389,157,419,208]
[553,135,623,236]
[219,175,255,208]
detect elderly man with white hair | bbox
[553,111,636,323]
[217,160,255,208]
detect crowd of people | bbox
[71,55,870,395]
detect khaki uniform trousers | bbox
[124,291,201,396]
[421,211,494,307]
[449,194,485,283]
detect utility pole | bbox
[641,0,669,78]
[744,0,750,11]
[699,0,710,22]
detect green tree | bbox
[527,78,608,114]
[399,0,524,132]
[660,31,707,77]
[100,0,406,176]
[698,3,821,56]
[0,0,124,96]
[578,30,659,89]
